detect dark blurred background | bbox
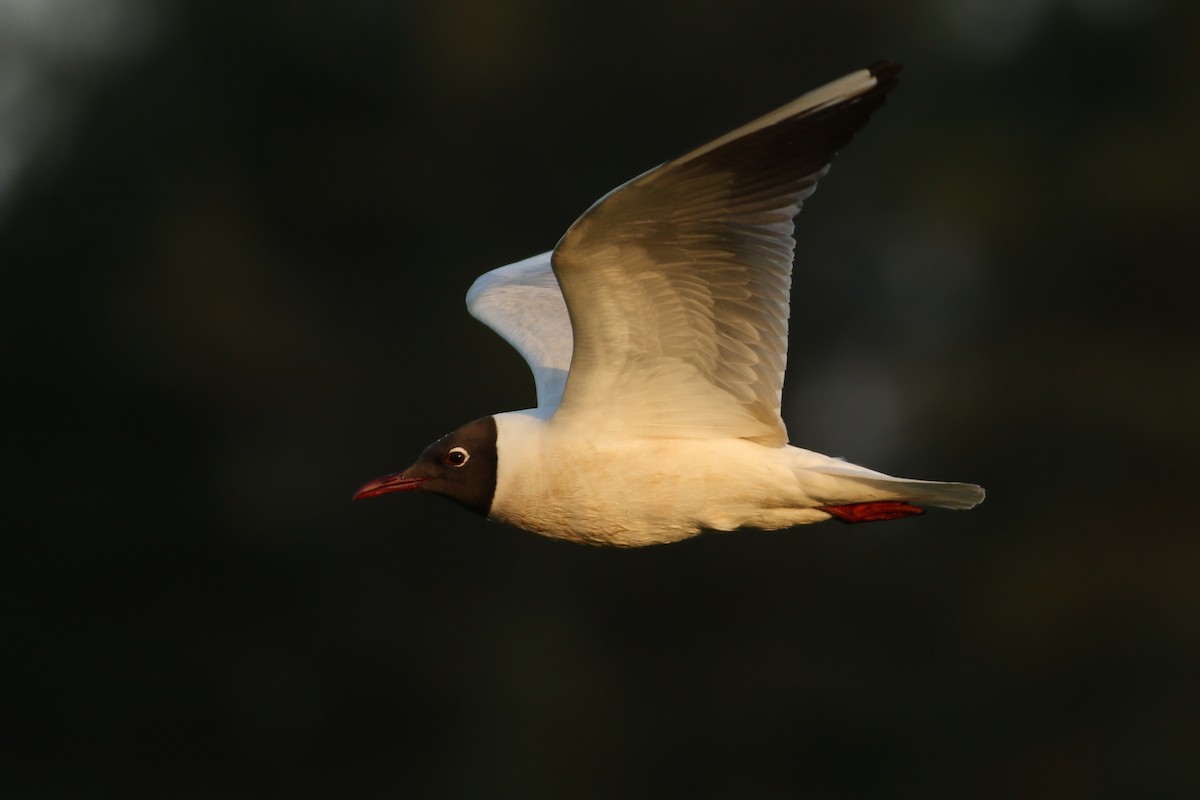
[6,0,1198,797]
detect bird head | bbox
[353,416,497,517]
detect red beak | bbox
[352,471,428,500]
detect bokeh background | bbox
[7,0,1198,797]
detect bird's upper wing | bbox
[466,251,573,413]
[550,62,901,445]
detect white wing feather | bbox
[466,252,572,413]
[465,63,901,443]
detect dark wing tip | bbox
[867,60,904,84]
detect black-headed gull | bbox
[354,61,984,546]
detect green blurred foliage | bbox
[5,0,1198,797]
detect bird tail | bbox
[805,462,986,510]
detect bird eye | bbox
[444,446,470,467]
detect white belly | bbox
[489,411,830,546]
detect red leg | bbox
[817,501,924,524]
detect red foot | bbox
[817,501,925,524]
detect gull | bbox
[354,61,984,546]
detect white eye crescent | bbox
[444,446,470,467]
